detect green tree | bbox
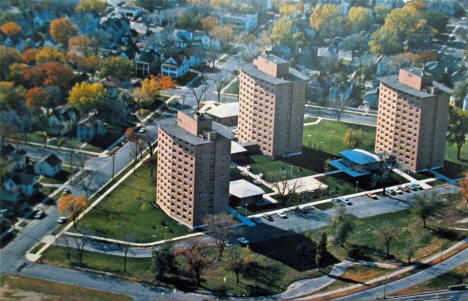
[152,245,176,280]
[453,79,468,107]
[374,5,392,24]
[310,4,346,39]
[224,247,252,286]
[0,46,21,80]
[447,108,468,161]
[343,128,363,149]
[376,223,398,258]
[0,81,25,110]
[334,218,354,246]
[76,0,107,15]
[136,0,164,12]
[348,6,372,32]
[99,56,134,81]
[316,232,327,268]
[272,18,293,45]
[424,11,449,33]
[412,193,440,228]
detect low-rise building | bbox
[219,13,258,31]
[329,149,381,178]
[229,179,265,207]
[34,154,62,177]
[161,55,189,79]
[47,105,79,136]
[206,102,239,127]
[118,6,142,19]
[76,115,108,142]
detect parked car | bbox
[237,237,249,245]
[342,198,353,205]
[264,215,274,221]
[34,210,46,219]
[277,212,288,219]
[138,128,146,134]
[57,216,68,224]
[386,189,397,196]
[398,186,410,193]
[407,183,422,190]
[62,188,71,195]
[332,197,343,204]
[366,192,379,200]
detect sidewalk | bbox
[9,139,103,157]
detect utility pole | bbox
[112,153,115,181]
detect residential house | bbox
[99,77,121,100]
[34,154,62,177]
[4,173,37,197]
[161,55,189,78]
[47,105,80,136]
[218,12,258,31]
[99,15,132,45]
[118,6,142,19]
[2,144,27,173]
[76,115,108,142]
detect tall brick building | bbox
[156,110,231,228]
[375,69,451,172]
[238,55,308,158]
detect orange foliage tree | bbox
[1,22,22,36]
[158,75,176,90]
[21,48,39,63]
[25,87,51,113]
[460,173,468,208]
[69,35,93,54]
[35,46,65,64]
[58,194,88,225]
[50,18,78,46]
[24,62,75,88]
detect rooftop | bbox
[379,75,452,99]
[43,154,62,167]
[340,149,380,165]
[229,179,265,198]
[206,102,239,119]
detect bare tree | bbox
[211,73,228,103]
[176,239,214,286]
[73,228,92,265]
[203,213,237,260]
[272,179,300,206]
[118,234,135,273]
[129,133,146,173]
[404,238,418,263]
[192,76,208,110]
[376,223,399,258]
[78,173,96,199]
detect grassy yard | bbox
[393,262,468,296]
[0,275,131,301]
[176,71,198,86]
[304,117,319,123]
[248,154,317,182]
[41,234,334,297]
[224,78,239,95]
[75,165,188,242]
[39,166,75,185]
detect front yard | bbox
[74,164,188,242]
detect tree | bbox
[35,46,65,64]
[68,82,106,115]
[424,11,449,33]
[25,87,52,114]
[0,21,21,36]
[24,62,75,88]
[376,223,398,258]
[68,35,93,55]
[343,128,363,149]
[374,5,392,24]
[272,18,293,45]
[76,0,106,15]
[203,213,237,260]
[224,247,252,286]
[334,218,354,246]
[133,75,161,114]
[57,194,88,226]
[176,239,214,286]
[272,179,300,207]
[310,4,345,39]
[201,16,219,33]
[50,18,78,46]
[21,48,39,64]
[77,56,100,81]
[100,56,134,81]
[212,73,228,102]
[0,46,21,80]
[152,245,176,280]
[460,174,468,209]
[118,234,135,273]
[316,232,327,268]
[279,4,297,17]
[158,75,176,90]
[348,6,372,33]
[136,0,163,12]
[447,108,468,161]
[0,81,25,110]
[73,228,92,264]
[212,25,234,48]
[453,79,468,108]
[412,193,440,228]
[192,77,208,110]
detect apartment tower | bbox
[156,110,231,228]
[238,55,308,158]
[375,69,451,172]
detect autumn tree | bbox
[279,4,297,17]
[201,16,219,33]
[348,6,372,33]
[0,21,21,36]
[0,81,25,110]
[68,82,106,115]
[212,73,228,102]
[133,75,161,114]
[272,179,300,206]
[203,213,237,259]
[212,25,234,48]
[100,56,134,81]
[310,4,346,39]
[460,174,468,209]
[8,62,28,83]
[447,108,468,160]
[0,46,21,80]
[158,75,176,90]
[76,0,106,15]
[21,48,39,64]
[272,17,293,45]
[35,46,65,64]
[68,35,93,55]
[374,5,392,24]
[25,87,52,114]
[77,55,100,80]
[58,194,88,226]
[343,128,363,149]
[176,239,214,286]
[24,62,75,88]
[224,247,252,286]
[50,18,78,46]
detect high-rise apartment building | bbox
[238,55,308,158]
[375,69,451,172]
[156,110,231,228]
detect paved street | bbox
[305,106,377,126]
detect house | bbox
[329,149,381,178]
[99,15,132,44]
[218,12,258,31]
[229,179,265,207]
[76,115,108,142]
[206,102,239,127]
[4,172,37,197]
[48,105,80,136]
[118,6,142,19]
[161,55,189,78]
[2,144,27,173]
[34,154,62,177]
[99,77,121,99]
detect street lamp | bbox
[290,164,293,177]
[244,203,248,216]
[355,180,359,193]
[164,226,168,240]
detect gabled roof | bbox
[43,154,62,167]
[100,77,121,88]
[77,115,103,128]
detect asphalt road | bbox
[305,106,377,126]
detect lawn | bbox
[304,116,319,123]
[248,154,317,182]
[0,275,132,301]
[175,71,198,86]
[230,167,273,193]
[75,164,188,242]
[392,262,468,295]
[224,78,239,95]
[41,234,334,297]
[39,166,75,185]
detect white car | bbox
[237,237,249,245]
[342,198,353,206]
[277,212,288,219]
[57,216,68,224]
[34,210,46,219]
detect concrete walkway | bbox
[304,117,322,126]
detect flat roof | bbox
[206,102,239,118]
[231,141,247,154]
[379,75,451,99]
[229,179,265,198]
[339,149,379,165]
[239,63,309,84]
[329,160,372,178]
